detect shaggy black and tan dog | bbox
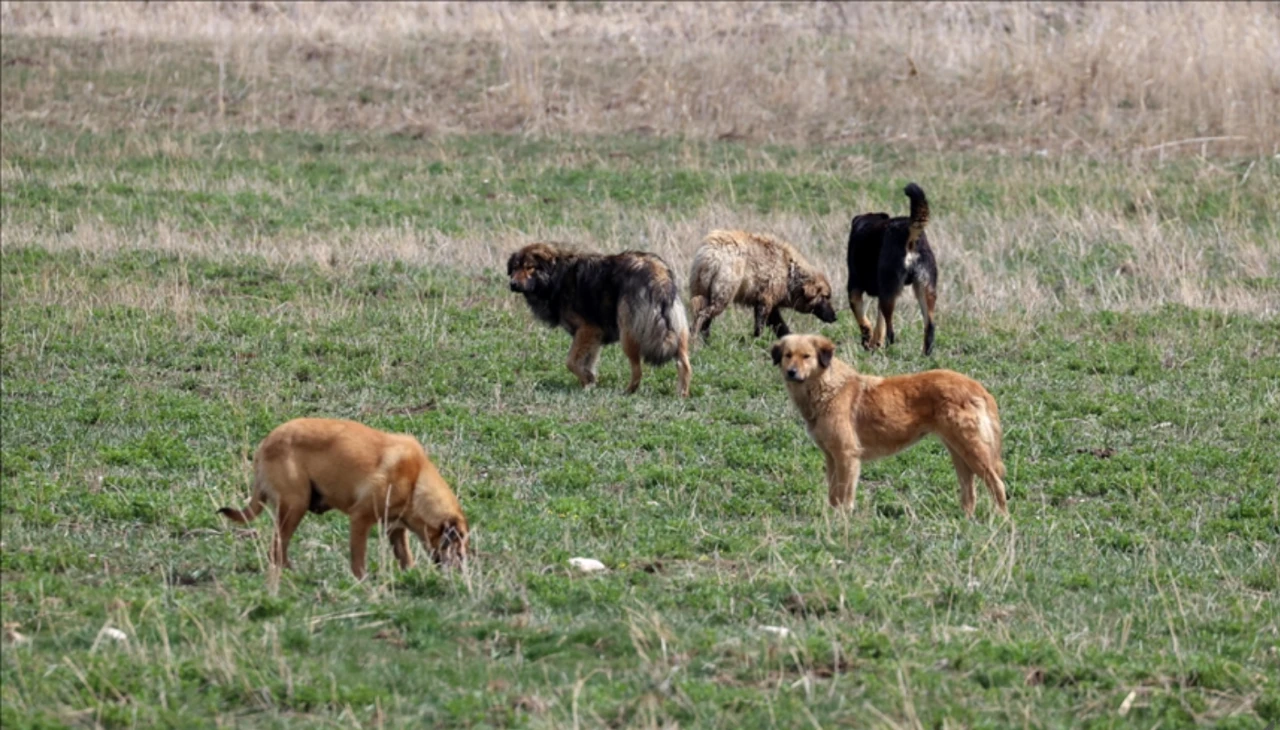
[508,242,692,397]
[688,230,838,342]
[846,183,938,355]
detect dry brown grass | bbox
[5,185,1277,319]
[2,2,1276,319]
[3,1,1277,154]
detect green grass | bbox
[2,243,1277,728]
[3,129,1276,240]
[3,35,1279,724]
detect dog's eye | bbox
[802,354,810,359]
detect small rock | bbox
[100,627,128,642]
[3,623,30,645]
[569,558,606,573]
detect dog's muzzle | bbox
[786,368,803,382]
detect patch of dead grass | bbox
[2,2,1277,154]
[4,198,1275,320]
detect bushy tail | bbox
[904,183,930,252]
[218,473,267,523]
[622,275,690,366]
[980,392,1006,479]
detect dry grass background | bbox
[1,1,1277,317]
[2,1,1278,154]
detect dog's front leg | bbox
[828,448,861,509]
[822,449,837,499]
[348,516,374,580]
[389,527,414,570]
[566,326,604,388]
[766,308,791,338]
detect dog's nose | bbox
[786,367,800,380]
[508,281,521,292]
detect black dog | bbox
[846,183,938,355]
[507,242,693,397]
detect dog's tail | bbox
[217,499,263,524]
[904,183,930,252]
[621,258,690,365]
[977,392,1006,479]
[218,472,267,523]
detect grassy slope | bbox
[2,46,1279,730]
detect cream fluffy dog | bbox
[689,230,837,341]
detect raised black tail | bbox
[904,183,930,252]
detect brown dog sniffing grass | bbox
[218,418,469,579]
[771,334,1008,516]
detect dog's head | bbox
[428,516,469,569]
[771,334,836,383]
[507,243,561,294]
[791,273,838,324]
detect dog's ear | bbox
[815,337,835,368]
[433,518,467,565]
[770,342,784,366]
[440,518,465,547]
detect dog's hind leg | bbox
[675,331,692,398]
[942,435,1008,517]
[849,290,874,349]
[945,445,978,518]
[270,500,307,571]
[868,303,886,349]
[389,527,414,570]
[566,326,604,389]
[871,295,897,348]
[913,279,937,356]
[621,331,644,395]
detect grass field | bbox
[2,3,1279,729]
